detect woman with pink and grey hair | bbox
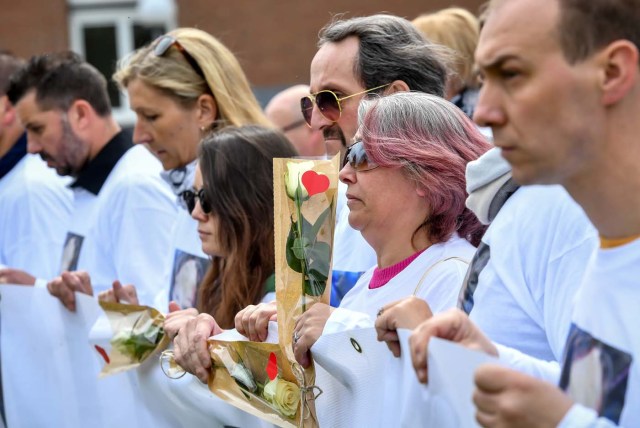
[232,91,491,373]
[312,91,491,349]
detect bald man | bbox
[265,85,326,157]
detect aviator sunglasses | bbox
[154,35,208,81]
[300,83,390,126]
[343,140,379,172]
[181,189,212,214]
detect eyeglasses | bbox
[181,189,212,214]
[300,83,390,126]
[342,140,379,172]
[153,35,207,81]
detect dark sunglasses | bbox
[181,189,212,214]
[300,83,390,126]
[153,35,207,81]
[342,140,379,172]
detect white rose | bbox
[285,161,315,201]
[263,377,300,418]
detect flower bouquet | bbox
[274,155,340,425]
[91,301,170,377]
[204,155,339,427]
[207,338,303,426]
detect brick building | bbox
[0,0,486,125]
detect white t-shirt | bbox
[0,154,72,279]
[557,239,640,427]
[330,182,377,306]
[67,144,177,305]
[326,234,475,332]
[466,185,598,361]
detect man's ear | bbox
[196,94,218,129]
[598,40,639,106]
[68,99,94,133]
[0,96,16,127]
[385,80,411,95]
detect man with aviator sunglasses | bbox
[305,14,448,306]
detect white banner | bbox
[1,285,273,428]
[312,327,435,427]
[1,285,161,428]
[1,285,497,427]
[311,328,498,428]
[428,337,500,428]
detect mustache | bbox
[322,126,347,147]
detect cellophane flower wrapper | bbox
[93,301,170,377]
[203,156,338,427]
[275,155,340,426]
[207,339,301,428]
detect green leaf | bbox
[285,220,303,273]
[298,214,313,242]
[302,278,315,296]
[303,241,331,296]
[304,274,325,296]
[308,241,331,275]
[111,324,164,361]
[291,237,310,260]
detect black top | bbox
[70,129,133,195]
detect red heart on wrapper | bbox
[95,345,110,364]
[266,352,278,381]
[301,170,329,197]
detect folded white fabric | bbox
[465,147,514,225]
[465,147,511,194]
[466,173,513,225]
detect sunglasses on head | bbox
[154,35,207,82]
[181,188,212,214]
[342,140,379,172]
[300,83,390,126]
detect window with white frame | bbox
[68,0,176,126]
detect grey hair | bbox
[319,14,448,97]
[357,91,470,142]
[355,91,491,248]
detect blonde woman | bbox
[99,28,273,316]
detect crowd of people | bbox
[0,0,638,426]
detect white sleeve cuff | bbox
[495,343,561,384]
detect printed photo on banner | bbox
[560,325,632,424]
[60,233,84,272]
[169,250,210,309]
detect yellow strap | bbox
[600,234,640,249]
[413,256,470,296]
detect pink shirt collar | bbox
[369,249,426,289]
